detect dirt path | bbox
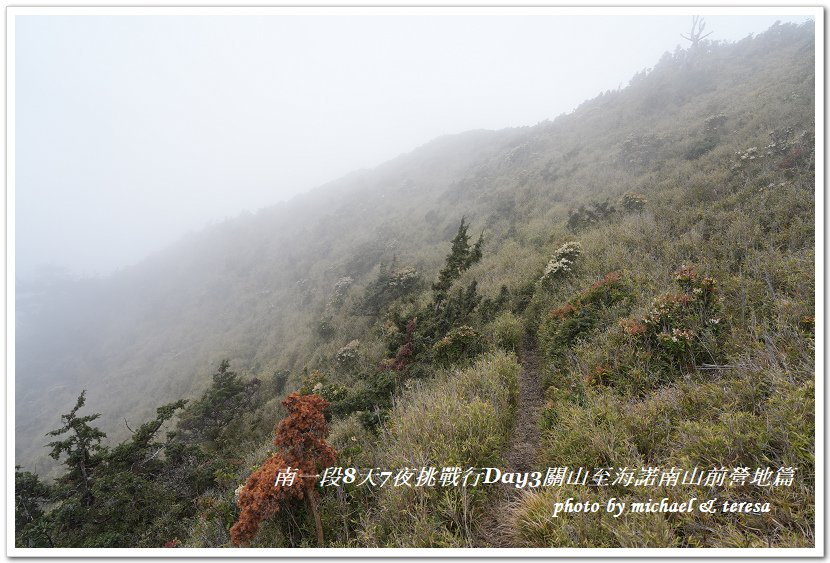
[475,335,544,547]
[504,335,544,473]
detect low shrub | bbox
[335,340,360,369]
[539,242,582,289]
[364,351,520,546]
[621,192,648,212]
[488,311,524,352]
[618,265,724,373]
[432,325,488,368]
[298,370,348,405]
[539,271,635,361]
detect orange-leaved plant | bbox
[230,392,336,547]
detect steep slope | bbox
[16,18,815,501]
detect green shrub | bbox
[355,265,422,316]
[539,271,635,361]
[618,265,724,373]
[432,325,487,368]
[317,317,336,340]
[621,192,648,212]
[683,136,718,160]
[298,370,348,404]
[567,200,617,231]
[478,285,511,324]
[488,311,523,352]
[335,372,397,429]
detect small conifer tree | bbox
[432,218,484,301]
[45,390,106,508]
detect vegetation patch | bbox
[365,351,519,546]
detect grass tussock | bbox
[363,351,520,546]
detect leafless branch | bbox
[681,16,714,47]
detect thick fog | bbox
[14,12,813,279]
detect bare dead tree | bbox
[681,16,713,48]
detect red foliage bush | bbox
[588,271,622,291]
[586,364,611,386]
[777,146,805,169]
[391,317,417,371]
[230,393,336,546]
[619,318,647,336]
[549,303,576,320]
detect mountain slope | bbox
[16,24,815,551]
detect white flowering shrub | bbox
[736,146,761,161]
[539,242,582,289]
[327,276,354,309]
[387,267,420,290]
[336,339,360,367]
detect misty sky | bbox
[13,11,814,279]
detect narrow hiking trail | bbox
[476,335,545,547]
[505,335,544,473]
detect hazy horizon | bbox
[14,11,813,280]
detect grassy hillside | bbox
[16,22,815,549]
